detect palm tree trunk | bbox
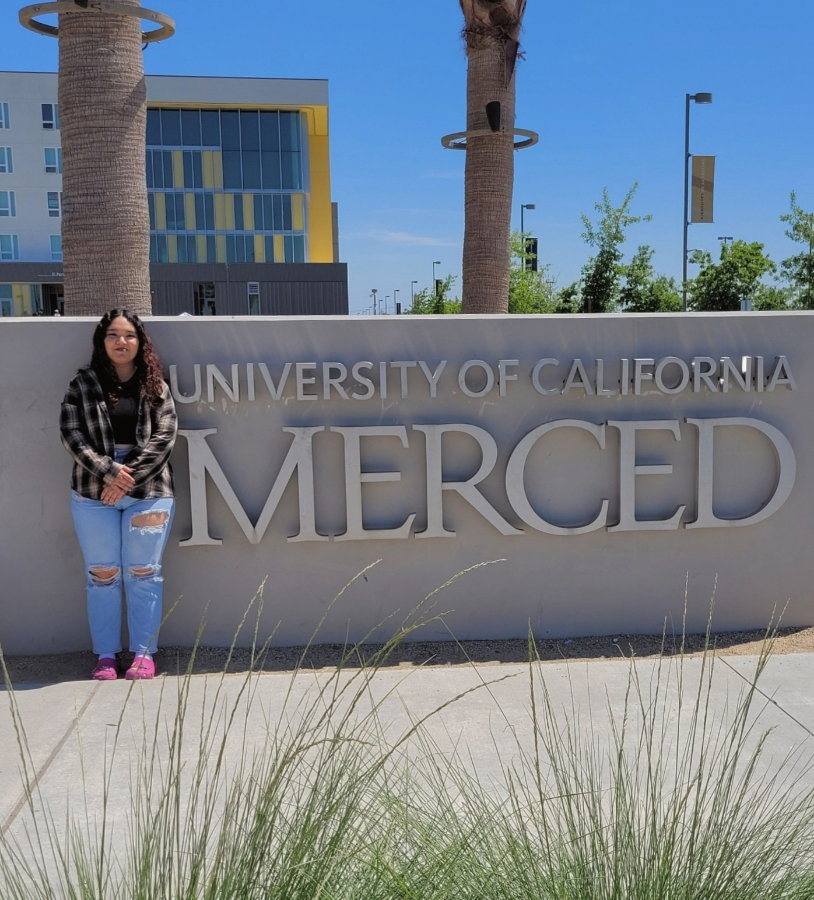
[460,0,525,314]
[59,0,152,316]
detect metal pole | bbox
[520,204,525,236]
[393,288,399,314]
[411,280,417,308]
[683,93,691,312]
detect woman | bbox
[60,309,178,680]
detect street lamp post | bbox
[520,203,535,235]
[393,288,399,314]
[411,280,418,309]
[718,236,733,246]
[683,92,713,311]
[432,261,441,296]
[371,288,378,315]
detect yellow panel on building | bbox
[185,193,196,231]
[197,234,208,263]
[213,151,223,189]
[202,151,215,189]
[224,194,235,232]
[214,193,225,231]
[254,233,265,263]
[167,234,178,263]
[12,284,28,316]
[273,234,284,264]
[243,194,254,231]
[308,125,333,262]
[292,193,304,232]
[172,150,184,189]
[154,193,167,230]
[215,234,226,263]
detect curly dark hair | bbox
[90,309,166,406]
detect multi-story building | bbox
[0,71,347,316]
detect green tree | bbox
[779,192,814,309]
[408,275,461,314]
[508,231,556,313]
[579,184,652,313]
[619,246,681,312]
[689,241,776,312]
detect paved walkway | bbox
[2,652,814,851]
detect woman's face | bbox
[104,316,140,369]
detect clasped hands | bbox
[101,465,136,505]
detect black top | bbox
[107,376,140,445]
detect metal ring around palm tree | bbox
[441,128,538,151]
[19,1,175,42]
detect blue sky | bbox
[6,0,813,313]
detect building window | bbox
[0,191,16,217]
[0,235,19,260]
[42,103,59,130]
[0,148,12,173]
[0,103,9,129]
[0,284,12,317]
[50,234,62,261]
[247,281,260,315]
[194,282,216,316]
[47,191,62,217]
[44,147,62,173]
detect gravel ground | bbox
[3,626,814,685]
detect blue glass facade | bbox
[146,107,307,265]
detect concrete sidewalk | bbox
[2,651,814,851]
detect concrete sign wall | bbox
[1,314,812,654]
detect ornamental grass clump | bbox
[1,570,814,899]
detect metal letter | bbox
[206,364,239,403]
[685,417,796,529]
[654,357,690,395]
[531,359,560,395]
[506,420,609,534]
[498,359,519,397]
[331,426,416,541]
[169,364,201,404]
[563,359,594,395]
[608,420,685,531]
[413,424,523,538]
[458,360,495,398]
[417,360,447,398]
[178,427,327,546]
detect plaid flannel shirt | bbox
[60,366,177,500]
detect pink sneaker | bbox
[125,656,155,680]
[91,657,119,681]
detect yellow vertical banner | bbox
[691,156,715,223]
[215,234,226,263]
[196,234,207,263]
[254,233,265,262]
[224,194,235,231]
[167,234,178,263]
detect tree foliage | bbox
[779,192,814,309]
[619,246,681,313]
[689,241,776,312]
[508,231,557,313]
[408,275,461,314]
[579,184,652,313]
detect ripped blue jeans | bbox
[71,485,175,656]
